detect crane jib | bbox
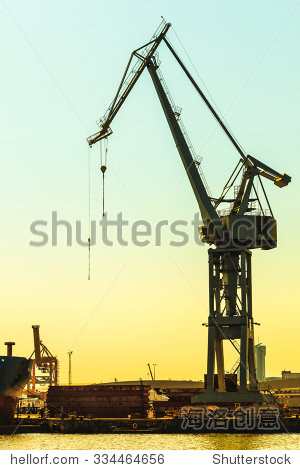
[87,23,172,146]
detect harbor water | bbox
[0,433,299,450]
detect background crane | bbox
[29,325,58,395]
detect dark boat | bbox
[0,342,32,424]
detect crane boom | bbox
[147,59,220,228]
[87,22,171,146]
[87,22,220,229]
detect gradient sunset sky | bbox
[0,0,299,384]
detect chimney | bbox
[5,342,15,356]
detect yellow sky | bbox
[1,1,299,385]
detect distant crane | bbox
[147,363,154,381]
[29,325,58,393]
[87,21,291,405]
[147,363,158,380]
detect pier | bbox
[1,413,300,435]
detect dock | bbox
[1,414,300,435]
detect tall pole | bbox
[68,351,73,385]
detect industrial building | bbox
[282,371,300,380]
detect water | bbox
[0,434,299,450]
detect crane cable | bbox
[170,26,247,157]
[87,140,108,280]
[100,139,108,217]
[88,146,91,281]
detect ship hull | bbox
[0,356,32,424]
[47,384,150,418]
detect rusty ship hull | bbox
[47,384,151,418]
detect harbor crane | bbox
[87,21,291,404]
[30,325,58,391]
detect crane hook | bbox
[101,165,107,217]
[100,140,108,217]
[88,237,91,280]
